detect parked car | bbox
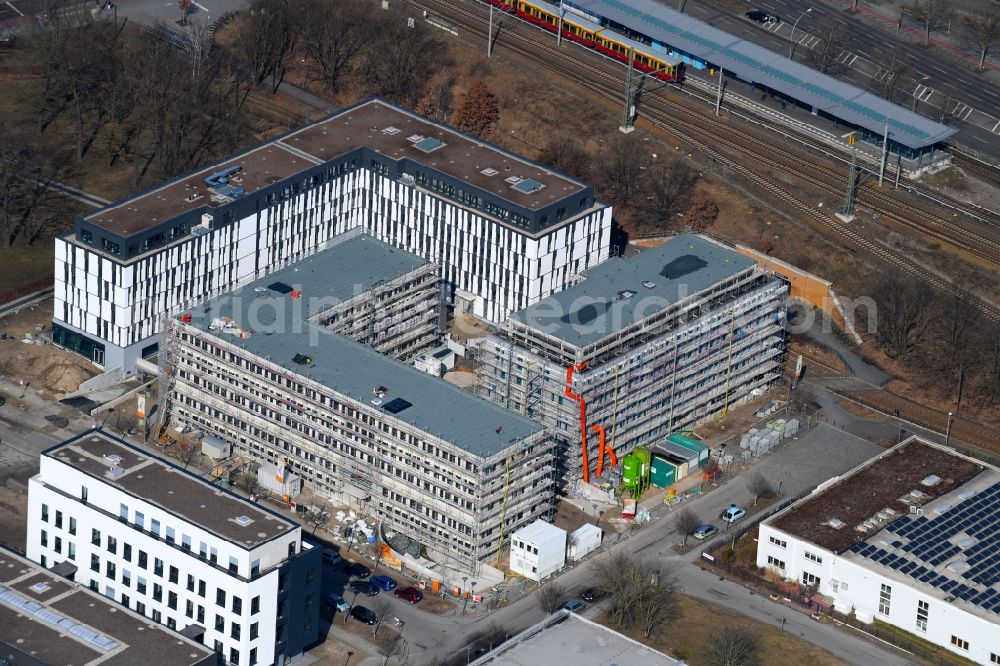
[745,9,779,24]
[692,524,719,540]
[326,593,350,613]
[394,586,424,604]
[562,599,587,612]
[579,588,603,602]
[371,575,397,592]
[345,562,371,578]
[350,605,378,625]
[322,549,342,567]
[349,580,379,596]
[721,505,747,524]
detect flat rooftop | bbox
[84,99,586,236]
[0,549,214,666]
[45,431,297,549]
[184,236,544,458]
[470,611,679,666]
[512,234,757,346]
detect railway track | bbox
[953,150,1000,189]
[411,0,1000,320]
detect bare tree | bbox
[536,583,566,613]
[963,11,1000,71]
[975,324,1000,407]
[871,47,910,102]
[414,73,455,122]
[236,463,261,496]
[903,0,953,46]
[674,506,701,545]
[363,10,442,104]
[178,0,193,25]
[470,623,509,652]
[304,507,330,535]
[593,552,677,635]
[873,275,936,359]
[372,597,394,637]
[746,471,775,500]
[375,628,403,665]
[298,0,367,92]
[236,0,298,92]
[684,187,719,231]
[178,440,201,469]
[708,627,761,666]
[636,162,698,234]
[537,136,592,183]
[805,23,850,75]
[0,121,64,248]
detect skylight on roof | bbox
[234,516,254,527]
[382,126,401,135]
[407,134,423,142]
[481,167,499,176]
[414,137,445,153]
[268,281,293,294]
[512,178,543,194]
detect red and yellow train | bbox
[488,0,684,82]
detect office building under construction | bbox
[473,234,788,489]
[164,234,554,572]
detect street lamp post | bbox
[945,411,954,447]
[789,8,813,60]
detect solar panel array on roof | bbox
[852,481,1000,615]
[569,0,955,149]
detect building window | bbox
[802,571,820,587]
[150,519,160,536]
[768,536,786,548]
[251,559,260,577]
[804,551,823,564]
[306,568,316,584]
[119,503,128,521]
[55,511,62,529]
[951,636,969,651]
[41,504,48,522]
[168,591,177,610]
[68,542,76,560]
[187,574,195,592]
[106,562,116,579]
[229,556,239,574]
[198,605,205,623]
[213,640,223,654]
[122,569,131,587]
[137,577,147,594]
[154,558,163,577]
[69,517,76,535]
[167,617,176,630]
[153,583,162,602]
[215,615,225,632]
[81,486,88,502]
[766,556,785,570]
[210,547,217,563]
[230,648,239,665]
[879,584,892,616]
[251,596,260,614]
[92,529,101,546]
[134,512,144,529]
[139,551,147,569]
[123,544,131,562]
[91,554,99,572]
[990,653,1000,664]
[40,530,48,548]
[250,647,258,665]
[121,593,130,608]
[916,600,929,632]
[231,623,241,640]
[166,527,175,544]
[152,609,161,623]
[250,622,259,640]
[183,534,192,551]
[217,588,226,607]
[232,597,242,614]
[107,536,117,555]
[186,600,194,618]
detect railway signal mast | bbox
[837,132,859,223]
[620,46,636,133]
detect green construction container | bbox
[650,456,677,488]
[666,433,710,467]
[621,454,641,492]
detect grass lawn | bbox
[605,594,846,666]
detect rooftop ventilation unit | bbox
[234,516,254,527]
[827,518,846,529]
[946,560,968,572]
[481,167,499,176]
[921,474,942,487]
[106,466,124,480]
[382,126,401,135]
[642,281,657,289]
[104,454,122,464]
[619,290,636,299]
[407,134,423,142]
[292,353,312,365]
[504,176,522,184]
[29,582,50,594]
[909,489,927,500]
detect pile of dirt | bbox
[28,354,95,394]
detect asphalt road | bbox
[666,0,1000,158]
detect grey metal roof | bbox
[570,0,956,149]
[512,234,756,347]
[187,235,542,457]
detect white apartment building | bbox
[757,437,1000,666]
[53,98,611,373]
[26,430,322,666]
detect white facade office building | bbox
[26,430,321,666]
[757,438,1000,665]
[53,99,611,373]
